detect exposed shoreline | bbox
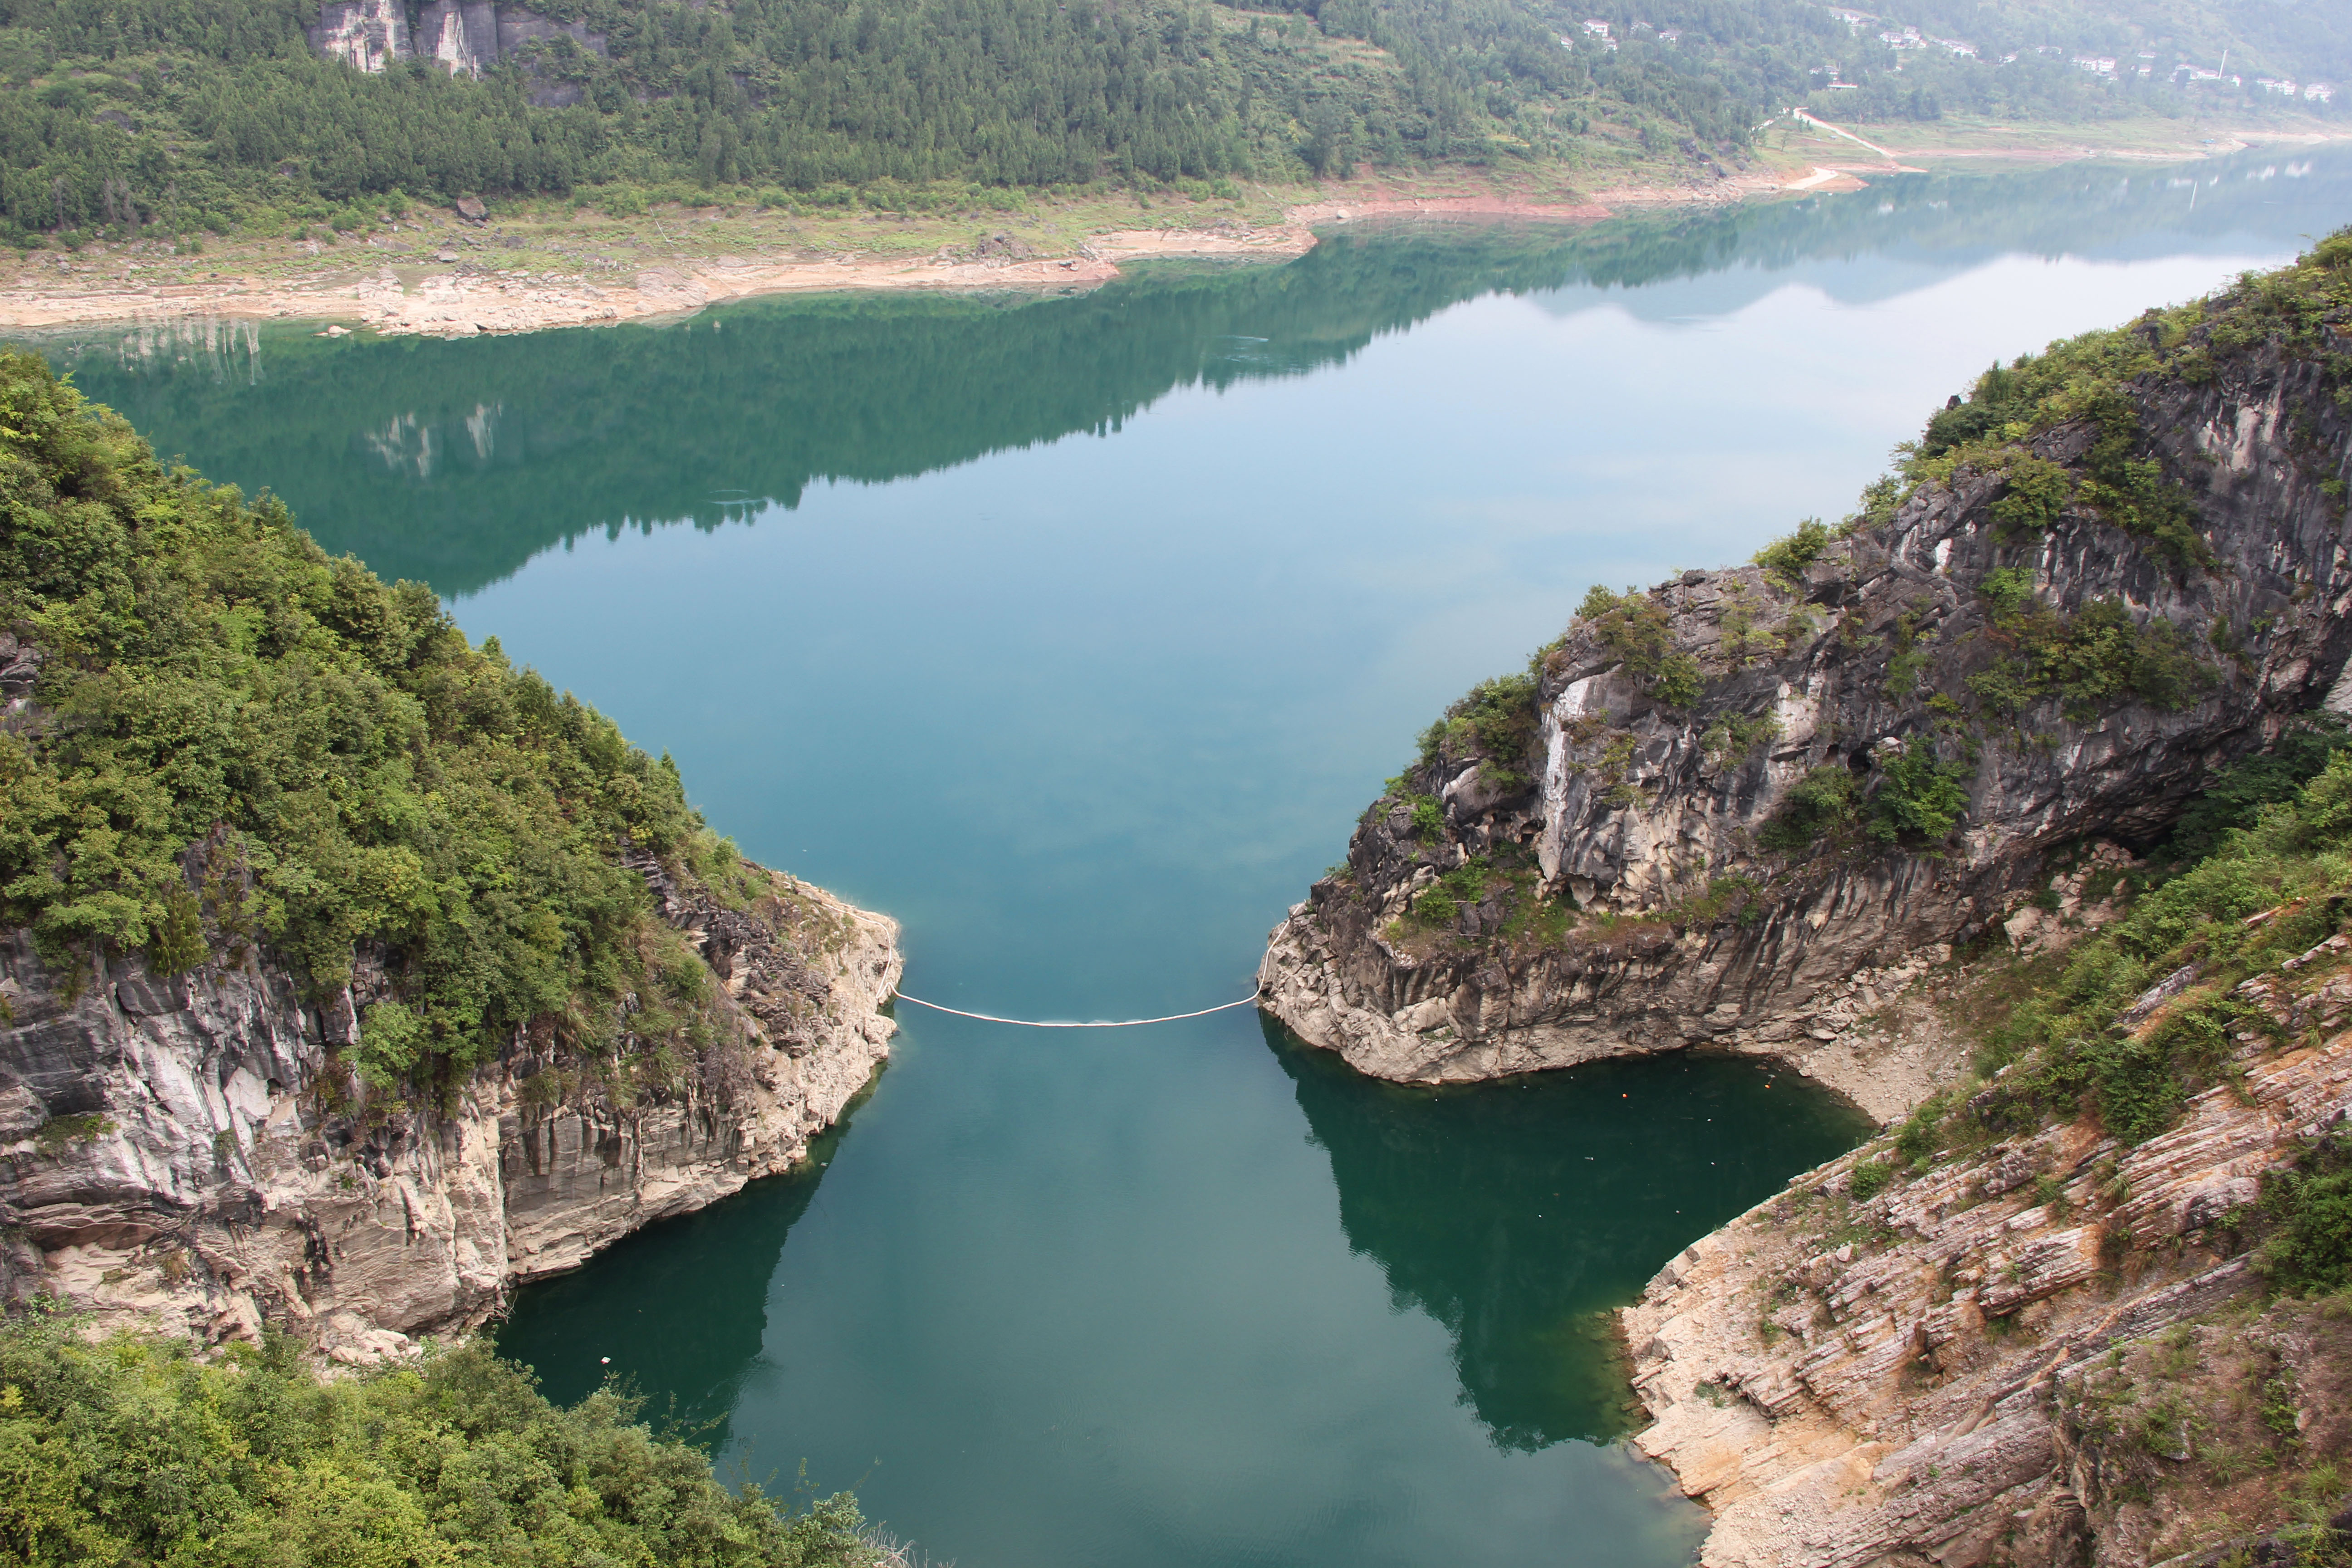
[0,222,1318,339]
[0,195,1629,340]
[7,124,2343,342]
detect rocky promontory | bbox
[0,349,902,1359]
[1261,255,2352,1111]
[0,854,897,1361]
[1262,233,2352,1563]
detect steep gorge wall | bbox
[1261,340,2352,1109]
[0,857,898,1361]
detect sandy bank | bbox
[0,224,1315,339]
[0,185,1766,339]
[0,181,1789,340]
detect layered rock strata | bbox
[0,859,898,1361]
[1261,343,2352,1104]
[1621,938,2352,1567]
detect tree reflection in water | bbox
[41,142,2352,598]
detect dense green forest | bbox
[0,0,2344,243]
[0,1312,880,1567]
[0,343,775,1093]
[1,0,2338,247]
[0,0,1744,243]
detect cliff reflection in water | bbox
[38,143,2352,599]
[1268,1019,1869,1450]
[493,1106,864,1449]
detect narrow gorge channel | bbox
[30,146,2352,1567]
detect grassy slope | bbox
[0,282,892,1568]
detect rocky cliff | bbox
[0,853,897,1361]
[1622,938,2352,1568]
[1261,262,2352,1112]
[0,348,902,1362]
[1258,233,2352,1563]
[309,0,605,103]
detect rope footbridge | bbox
[892,990,1264,1028]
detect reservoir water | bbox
[39,147,2352,1568]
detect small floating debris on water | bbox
[601,1357,611,1364]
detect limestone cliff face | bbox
[308,0,410,74]
[1620,946,2352,1568]
[309,0,604,103]
[1256,247,2352,1567]
[1260,341,2352,1102]
[0,858,898,1362]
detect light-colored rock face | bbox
[416,0,499,76]
[309,0,411,73]
[1253,289,2352,1564]
[1262,344,2352,1109]
[306,0,605,81]
[1618,948,2352,1568]
[0,863,899,1360]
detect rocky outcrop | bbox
[1261,337,2352,1105]
[1619,937,2352,1568]
[308,0,410,74]
[1247,226,2352,1568]
[0,857,898,1361]
[309,0,605,100]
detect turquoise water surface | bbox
[37,147,2352,1568]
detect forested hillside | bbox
[1578,0,2347,128]
[0,0,1753,242]
[0,1319,882,1568]
[0,344,756,1087]
[0,0,2342,245]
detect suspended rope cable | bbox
[892,990,1264,1028]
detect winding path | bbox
[1793,108,1902,163]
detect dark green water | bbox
[30,147,2352,1567]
